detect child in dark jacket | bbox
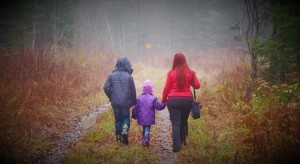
[132,80,166,147]
[103,56,136,145]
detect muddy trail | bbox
[155,108,178,163]
[39,103,111,164]
[40,104,176,163]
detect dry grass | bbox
[63,109,158,163]
[131,47,245,94]
[128,48,300,163]
[181,63,300,163]
[188,47,246,86]
[0,49,114,162]
[1,46,260,163]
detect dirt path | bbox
[40,103,111,164]
[155,108,178,163]
[40,104,177,163]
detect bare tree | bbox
[243,0,269,78]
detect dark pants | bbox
[167,99,192,151]
[112,106,130,135]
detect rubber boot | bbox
[121,124,128,145]
[142,136,146,147]
[116,133,122,144]
[144,137,149,147]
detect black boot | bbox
[181,137,187,146]
[116,133,122,144]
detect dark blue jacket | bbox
[103,57,136,107]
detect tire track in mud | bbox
[40,103,111,164]
[155,108,178,163]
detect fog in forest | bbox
[74,0,242,55]
[1,1,300,163]
[0,0,243,56]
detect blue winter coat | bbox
[103,57,136,107]
[132,93,166,125]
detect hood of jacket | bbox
[143,79,153,93]
[114,56,133,74]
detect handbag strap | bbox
[191,73,196,101]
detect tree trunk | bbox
[123,24,125,53]
[244,0,264,79]
[31,21,36,51]
[52,0,57,48]
[297,27,300,71]
[251,52,257,78]
[106,15,115,54]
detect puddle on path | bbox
[40,103,111,164]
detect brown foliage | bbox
[0,50,114,162]
[200,64,300,162]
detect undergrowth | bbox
[0,50,113,163]
[182,64,300,163]
[1,48,299,163]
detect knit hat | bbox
[143,79,153,93]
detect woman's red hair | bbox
[172,53,190,89]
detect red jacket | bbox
[162,69,201,103]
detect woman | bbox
[162,53,201,152]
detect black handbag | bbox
[191,74,202,119]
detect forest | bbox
[0,0,299,163]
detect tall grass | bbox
[2,47,298,163]
[181,63,300,163]
[131,47,244,93]
[0,49,114,162]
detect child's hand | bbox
[163,103,167,109]
[131,116,137,120]
[155,100,166,110]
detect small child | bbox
[132,79,166,147]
